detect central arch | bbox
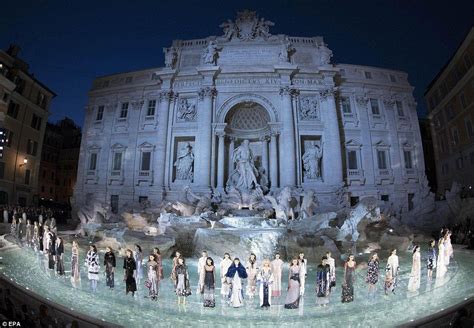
[224,101,271,139]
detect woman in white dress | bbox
[42,226,50,255]
[298,253,307,296]
[220,253,232,298]
[225,258,248,308]
[246,253,258,300]
[326,251,336,291]
[385,249,399,294]
[271,253,284,297]
[407,245,421,292]
[436,236,447,278]
[257,259,274,308]
[444,230,454,266]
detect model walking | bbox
[104,247,116,289]
[146,255,159,300]
[436,236,447,278]
[203,257,216,307]
[257,259,274,308]
[70,240,80,285]
[174,257,191,304]
[326,251,336,291]
[123,249,137,297]
[220,253,232,298]
[408,245,421,292]
[271,253,283,297]
[384,249,400,295]
[298,253,307,296]
[197,250,208,294]
[284,258,301,309]
[341,254,356,303]
[226,258,248,308]
[55,237,65,276]
[85,245,100,292]
[316,256,331,306]
[134,245,143,289]
[366,253,379,296]
[426,239,437,281]
[246,253,258,300]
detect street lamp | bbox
[19,158,28,167]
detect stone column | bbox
[228,137,235,172]
[320,88,343,185]
[155,90,173,190]
[269,132,279,189]
[260,136,269,175]
[216,129,226,189]
[279,87,297,187]
[195,87,217,188]
[356,95,375,185]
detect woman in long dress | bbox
[134,244,143,289]
[246,253,258,300]
[366,253,379,296]
[298,253,307,296]
[171,250,181,282]
[104,247,116,289]
[436,236,447,278]
[284,258,301,309]
[326,251,336,292]
[203,257,216,307]
[43,226,50,255]
[123,249,137,297]
[426,239,437,281]
[174,257,191,305]
[257,259,274,308]
[25,220,33,247]
[32,221,39,251]
[220,253,232,298]
[85,245,99,292]
[341,254,356,303]
[146,255,159,301]
[316,256,331,306]
[408,245,421,292]
[385,249,399,295]
[55,237,65,276]
[225,258,248,308]
[153,248,164,283]
[271,253,283,297]
[70,240,80,285]
[444,230,454,266]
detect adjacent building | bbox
[74,11,428,215]
[39,118,81,204]
[0,44,56,206]
[425,28,474,195]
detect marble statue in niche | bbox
[177,98,197,122]
[302,141,323,180]
[164,47,178,69]
[174,142,194,181]
[202,40,221,65]
[227,139,259,191]
[299,96,320,121]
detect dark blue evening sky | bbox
[0,0,472,126]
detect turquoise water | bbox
[0,238,473,327]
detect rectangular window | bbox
[456,157,464,170]
[381,194,389,201]
[112,152,122,171]
[445,104,455,120]
[470,152,474,165]
[111,195,119,214]
[7,101,19,119]
[408,193,414,211]
[139,196,148,204]
[377,150,387,169]
[141,152,151,171]
[89,153,97,170]
[389,75,396,82]
[451,128,460,146]
[395,101,404,117]
[364,71,372,79]
[466,119,474,138]
[0,162,4,179]
[36,92,47,108]
[341,97,351,114]
[460,93,467,109]
[31,114,42,130]
[370,98,380,115]
[96,105,104,121]
[147,100,156,116]
[25,169,30,185]
[404,151,413,169]
[347,150,358,170]
[119,103,128,118]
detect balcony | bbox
[346,169,365,185]
[375,168,394,184]
[137,170,154,186]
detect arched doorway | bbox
[217,101,277,190]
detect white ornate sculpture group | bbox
[202,40,221,65]
[227,139,259,191]
[220,10,275,41]
[302,141,324,180]
[164,46,178,69]
[174,142,194,181]
[279,37,295,63]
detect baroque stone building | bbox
[425,28,473,195]
[74,11,427,214]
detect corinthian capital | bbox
[198,87,218,100]
[318,88,335,100]
[383,97,395,108]
[355,95,369,106]
[157,90,174,102]
[279,86,298,97]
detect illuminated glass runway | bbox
[0,238,472,327]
